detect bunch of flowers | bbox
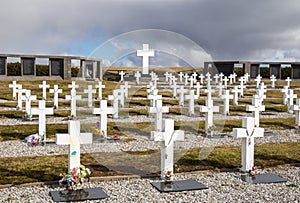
[25,133,44,146]
[249,166,258,176]
[95,121,105,136]
[59,165,91,191]
[164,169,173,181]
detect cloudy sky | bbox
[1,0,300,66]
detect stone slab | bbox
[151,179,208,193]
[50,187,108,202]
[239,173,289,184]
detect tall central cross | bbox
[151,119,184,179]
[65,89,82,117]
[39,81,50,100]
[31,100,54,141]
[137,44,155,75]
[49,85,62,109]
[149,99,169,132]
[56,120,93,172]
[233,117,264,172]
[92,100,113,138]
[84,85,96,108]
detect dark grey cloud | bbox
[0,0,300,62]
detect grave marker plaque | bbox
[0,57,6,75]
[22,58,35,75]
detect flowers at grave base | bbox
[249,166,258,176]
[164,169,173,181]
[114,134,119,140]
[24,134,43,146]
[94,121,105,136]
[59,165,91,191]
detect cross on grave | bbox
[123,82,131,99]
[92,100,113,138]
[171,83,178,98]
[16,85,26,110]
[151,119,184,179]
[119,71,126,82]
[231,86,241,106]
[168,74,174,86]
[281,86,289,105]
[192,72,198,81]
[136,44,155,75]
[270,75,277,88]
[199,95,219,133]
[254,74,262,88]
[205,72,212,87]
[164,72,169,82]
[84,85,96,108]
[68,81,79,91]
[146,82,155,95]
[185,89,199,116]
[22,90,37,116]
[194,82,203,97]
[134,71,141,84]
[220,90,233,115]
[244,73,250,83]
[152,75,159,89]
[198,74,205,84]
[9,81,18,100]
[204,85,215,102]
[219,72,224,82]
[223,76,229,89]
[65,89,82,117]
[178,72,184,82]
[286,89,297,113]
[95,82,105,100]
[233,117,264,172]
[184,73,189,86]
[228,74,234,85]
[108,89,121,119]
[217,82,225,97]
[246,95,265,127]
[232,72,237,83]
[56,120,93,172]
[148,89,162,107]
[255,89,266,106]
[238,77,246,97]
[285,77,292,88]
[150,71,156,80]
[170,75,177,86]
[49,85,62,109]
[149,99,169,131]
[213,74,219,84]
[291,99,300,128]
[177,85,188,106]
[31,100,54,141]
[189,76,195,88]
[39,81,50,100]
[119,85,126,108]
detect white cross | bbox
[286,89,297,113]
[21,90,37,116]
[148,90,162,107]
[108,89,121,119]
[56,120,93,172]
[246,95,265,127]
[170,83,178,98]
[233,117,264,172]
[281,86,289,105]
[244,73,250,83]
[231,86,241,106]
[170,75,177,86]
[136,44,155,75]
[123,82,131,99]
[194,82,203,97]
[150,119,184,179]
[150,71,156,80]
[200,96,219,132]
[31,100,54,141]
[223,76,229,89]
[217,82,225,97]
[205,72,212,86]
[213,74,219,84]
[16,85,26,110]
[220,90,233,115]
[232,72,237,83]
[119,85,126,108]
[254,74,262,88]
[177,85,188,106]
[92,100,114,138]
[84,85,96,108]
[189,76,195,88]
[270,75,277,88]
[238,77,246,97]
[228,74,234,85]
[134,71,141,84]
[178,72,184,82]
[198,74,205,84]
[184,73,189,86]
[68,81,78,90]
[152,75,159,89]
[119,71,126,82]
[39,81,50,100]
[285,77,292,88]
[291,99,300,128]
[65,89,82,117]
[49,85,62,109]
[219,72,224,82]
[164,72,169,82]
[149,99,169,132]
[9,81,18,100]
[146,82,155,95]
[95,81,105,100]
[192,72,198,81]
[185,89,199,116]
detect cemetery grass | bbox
[0,142,298,185]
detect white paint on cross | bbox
[170,83,178,98]
[198,74,205,84]
[123,82,131,99]
[291,99,300,128]
[270,75,277,88]
[108,89,121,119]
[31,100,54,141]
[281,86,289,105]
[119,71,126,82]
[220,90,233,115]
[192,72,198,82]
[119,85,126,108]
[232,72,237,83]
[219,72,224,82]
[95,81,105,100]
[39,81,50,100]
[228,74,234,85]
[194,82,203,97]
[285,77,292,88]
[148,89,162,107]
[213,74,219,84]
[65,89,82,117]
[254,74,262,88]
[92,100,113,138]
[244,73,250,83]
[22,90,37,116]
[233,117,264,172]
[178,72,184,82]
[84,85,96,108]
[149,99,169,132]
[223,76,229,89]
[238,77,246,97]
[231,86,241,106]
[246,95,265,127]
[184,73,189,86]
[16,85,26,110]
[68,81,79,91]
[134,71,141,84]
[286,89,297,113]
[49,85,62,109]
[9,81,18,100]
[164,72,169,82]
[216,82,225,97]
[185,89,199,116]
[136,44,155,75]
[56,120,93,172]
[177,85,188,106]
[150,119,184,179]
[200,95,219,133]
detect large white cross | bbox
[149,99,169,132]
[39,81,50,100]
[134,71,141,84]
[220,90,233,115]
[136,44,155,75]
[49,85,62,109]
[254,74,262,88]
[246,95,265,127]
[185,89,199,116]
[200,96,219,132]
[108,89,121,119]
[177,85,188,106]
[17,85,26,110]
[65,89,82,117]
[148,89,162,107]
[291,99,300,128]
[95,81,105,100]
[22,90,37,116]
[31,100,54,141]
[92,100,113,138]
[119,71,126,82]
[150,119,184,179]
[84,85,96,108]
[56,120,93,172]
[231,86,241,106]
[9,81,18,100]
[285,77,292,88]
[270,75,277,88]
[233,117,264,172]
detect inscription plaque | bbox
[0,57,6,75]
[51,59,63,76]
[22,58,35,75]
